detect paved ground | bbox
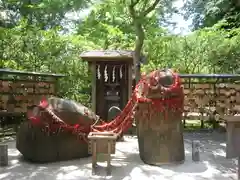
[0,132,238,180]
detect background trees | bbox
[1,0,240,105]
[183,0,240,30]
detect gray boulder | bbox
[16,97,98,163]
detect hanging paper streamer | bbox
[97,65,101,80]
[104,65,108,82]
[112,66,116,82]
[120,65,123,79]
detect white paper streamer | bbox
[112,66,116,82]
[97,65,101,80]
[120,65,123,79]
[104,65,108,82]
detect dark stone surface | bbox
[0,144,8,166]
[16,97,100,163]
[16,121,90,163]
[192,140,201,162]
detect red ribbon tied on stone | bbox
[39,97,49,108]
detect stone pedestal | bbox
[137,103,185,165]
[0,144,8,166]
[225,116,240,180]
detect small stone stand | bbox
[192,140,200,162]
[88,132,117,176]
[0,144,8,166]
[225,116,240,180]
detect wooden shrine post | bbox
[80,50,142,121]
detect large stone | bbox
[16,121,89,163]
[136,69,185,165]
[42,97,100,126]
[16,97,98,163]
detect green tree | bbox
[77,0,135,49]
[183,0,240,30]
[126,0,176,82]
[0,0,91,28]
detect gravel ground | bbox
[0,132,238,180]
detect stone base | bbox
[136,104,185,165]
[16,122,90,163]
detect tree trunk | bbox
[128,0,161,83]
[133,21,144,83]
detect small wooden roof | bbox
[80,50,134,62]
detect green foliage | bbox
[77,0,135,49]
[183,0,240,30]
[0,19,99,107]
[144,27,240,73]
[0,0,90,28]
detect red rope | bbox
[27,69,184,142]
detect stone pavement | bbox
[0,132,237,180]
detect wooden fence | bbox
[0,69,64,135]
[1,70,240,134]
[180,74,240,129]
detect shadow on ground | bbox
[184,132,237,174]
[0,132,237,180]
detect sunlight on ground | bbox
[0,133,237,180]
